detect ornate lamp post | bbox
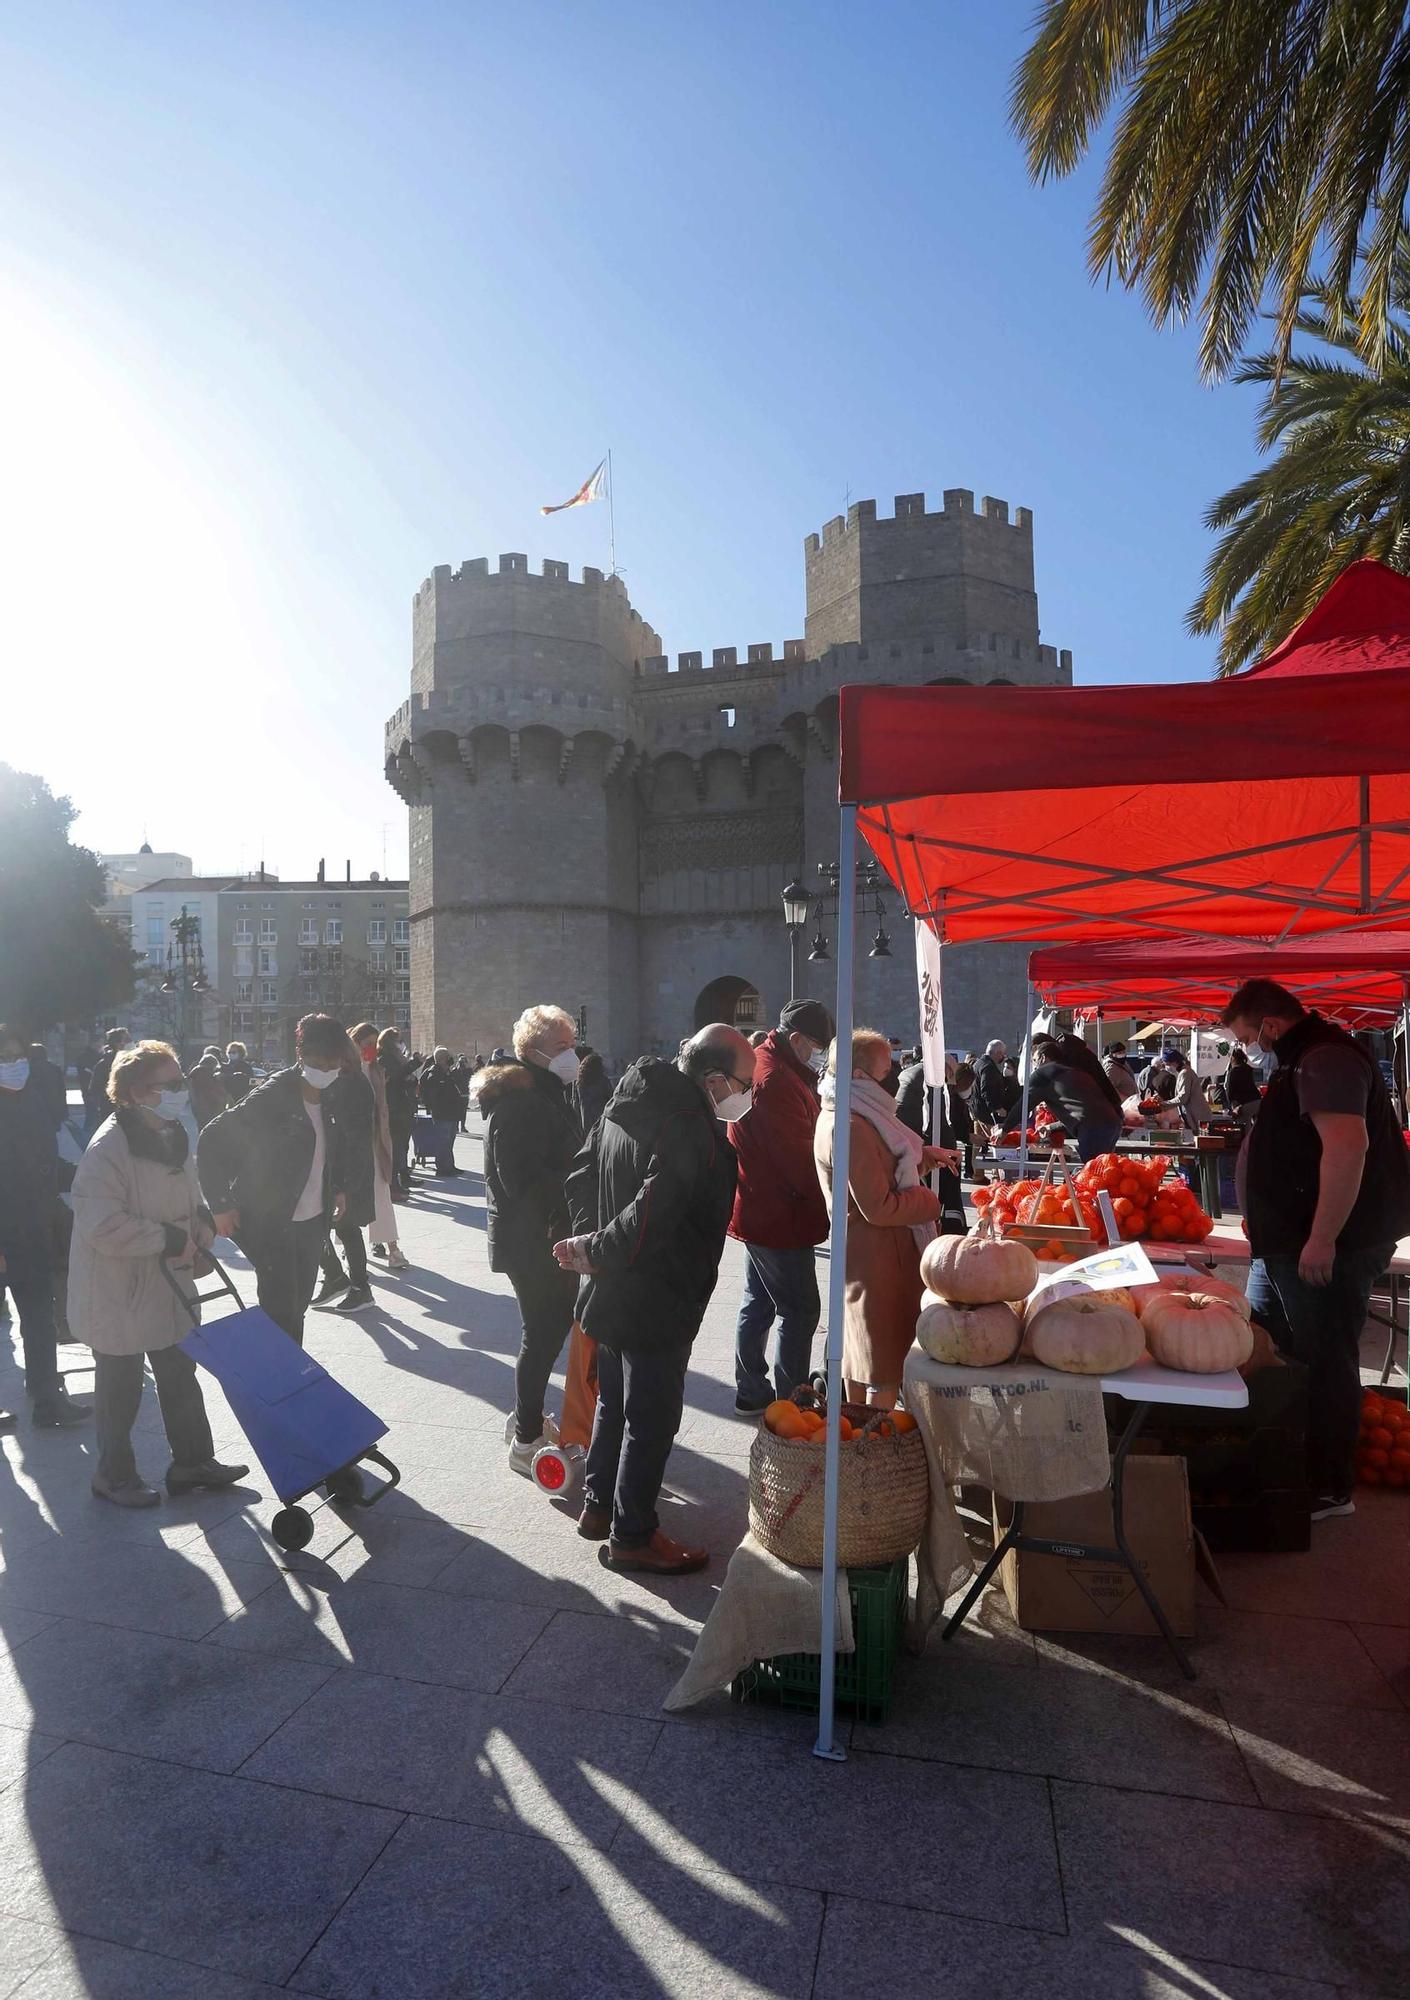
[781,878,811,1000]
[160,906,208,1063]
[803,860,896,965]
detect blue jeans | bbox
[1247,1240,1392,1495]
[734,1244,821,1406]
[428,1119,457,1173]
[1077,1116,1122,1163]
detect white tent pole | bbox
[815,803,857,1763]
[1095,1010,1104,1059]
[1018,980,1036,1178]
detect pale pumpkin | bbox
[1132,1269,1251,1322]
[916,1296,1022,1367]
[1026,1295,1144,1375]
[1140,1292,1254,1374]
[920,1230,1037,1305]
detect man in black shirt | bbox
[1223,978,1410,1520]
[1027,1038,1124,1163]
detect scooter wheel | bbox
[531,1441,584,1502]
[271,1506,315,1551]
[324,1467,365,1504]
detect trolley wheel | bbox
[531,1441,584,1503]
[271,1505,315,1551]
[324,1466,365,1505]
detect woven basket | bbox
[748,1403,929,1569]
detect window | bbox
[258,919,277,944]
[392,918,410,945]
[367,920,386,946]
[260,980,278,1005]
[369,950,387,975]
[235,980,253,1003]
[395,979,410,1002]
[233,918,252,944]
[720,705,736,727]
[258,949,277,976]
[393,946,410,974]
[299,919,317,945]
[373,980,387,1005]
[299,948,319,974]
[233,1008,253,1032]
[325,919,342,946]
[326,948,342,976]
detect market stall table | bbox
[1116,1131,1227,1218]
[1185,1231,1410,1385]
[902,1347,1248,1680]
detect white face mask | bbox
[301,1063,341,1091]
[714,1086,753,1123]
[806,1048,828,1075]
[547,1048,581,1085]
[146,1088,189,1122]
[0,1059,30,1091]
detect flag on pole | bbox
[541,459,607,516]
[915,918,946,1087]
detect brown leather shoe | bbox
[601,1529,708,1575]
[577,1504,611,1541]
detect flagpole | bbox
[607,448,616,577]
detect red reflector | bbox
[535,1452,567,1490]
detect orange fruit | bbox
[889,1411,917,1434]
[763,1400,794,1435]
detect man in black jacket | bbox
[474,1004,584,1475]
[418,1048,463,1176]
[971,1040,1020,1131]
[556,1024,752,1574]
[0,1023,88,1428]
[1050,1026,1125,1120]
[198,1015,373,1346]
[85,1027,129,1141]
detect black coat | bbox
[566,1057,738,1352]
[380,1049,419,1138]
[0,1076,67,1251]
[1052,1032,1125,1116]
[221,1059,254,1104]
[971,1053,1020,1126]
[197,1067,375,1243]
[478,1060,580,1273]
[419,1061,465,1125]
[573,1057,611,1136]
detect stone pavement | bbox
[0,1113,1407,1998]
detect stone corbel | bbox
[509,730,521,782]
[457,734,477,783]
[557,737,575,785]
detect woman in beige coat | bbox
[814,1029,956,1407]
[352,1022,409,1270]
[69,1041,247,1508]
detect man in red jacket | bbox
[729,997,834,1413]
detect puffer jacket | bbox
[197,1067,374,1244]
[68,1113,204,1356]
[565,1057,738,1351]
[728,1029,827,1249]
[477,1059,580,1271]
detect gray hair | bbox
[679,1026,741,1083]
[985,1039,1005,1057]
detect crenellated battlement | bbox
[414,554,644,621]
[803,490,1032,555]
[636,638,807,680]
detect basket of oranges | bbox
[747,1380,929,1570]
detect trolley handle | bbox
[158,1248,247,1323]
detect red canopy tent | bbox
[805,561,1410,1761]
[1028,932,1410,1029]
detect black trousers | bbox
[507,1255,578,1444]
[248,1216,327,1347]
[95,1344,213,1485]
[1,1230,60,1400]
[585,1335,693,1548]
[319,1219,368,1289]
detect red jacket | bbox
[728,1030,829,1249]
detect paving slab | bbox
[1356,1622,1410,1710]
[1222,1691,1410,1822]
[1034,1604,1404,1709]
[611,1721,1066,1928]
[0,1617,333,1772]
[501,1604,709,1720]
[244,1667,659,1846]
[207,1571,551,1689]
[11,1931,290,1998]
[0,1610,54,1659]
[0,1915,64,1999]
[429,1520,723,1623]
[1213,1489,1409,1627]
[290,1809,823,1999]
[0,1741,401,1983]
[0,1543,276,1641]
[0,1720,61,1795]
[812,1894,1345,1999]
[195,1498,473,1587]
[1053,1777,1410,1994]
[856,1654,1256,1803]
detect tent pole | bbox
[815,804,857,1764]
[1095,1010,1104,1059]
[1401,978,1410,1126]
[1018,981,1036,1178]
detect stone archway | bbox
[694,975,763,1033]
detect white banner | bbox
[915,919,946,1087]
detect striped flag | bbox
[541,459,607,516]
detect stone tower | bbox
[386,490,1071,1061]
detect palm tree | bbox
[1013,2,1410,381]
[1188,240,1410,672]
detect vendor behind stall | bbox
[1222,978,1410,1522]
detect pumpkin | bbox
[1140,1292,1255,1374]
[920,1228,1037,1305]
[916,1296,1022,1367]
[1131,1269,1251,1322]
[1026,1295,1144,1375]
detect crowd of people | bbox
[1,980,1403,1542]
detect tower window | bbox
[719,706,736,728]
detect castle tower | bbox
[385,555,660,1057]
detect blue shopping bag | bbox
[168,1259,389,1504]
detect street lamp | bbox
[798,859,903,965]
[781,878,811,1000]
[160,906,208,1062]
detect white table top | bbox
[1186,1230,1410,1276]
[904,1346,1249,1410]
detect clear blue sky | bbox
[0,1,1260,880]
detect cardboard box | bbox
[993,1454,1196,1638]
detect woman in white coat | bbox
[68,1041,248,1508]
[352,1022,410,1270]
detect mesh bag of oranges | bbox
[974,1153,1215,1255]
[748,1382,928,1569]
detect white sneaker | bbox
[1310,1493,1356,1520]
[505,1412,559,1478]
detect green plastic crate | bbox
[731,1555,908,1724]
